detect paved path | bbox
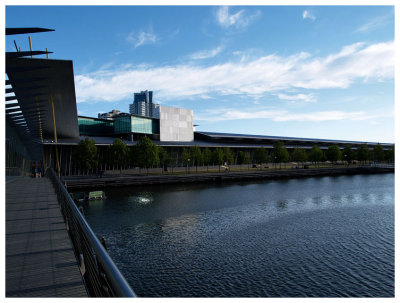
[6,177,88,297]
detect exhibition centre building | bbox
[6,28,393,176]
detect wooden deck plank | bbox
[6,177,88,297]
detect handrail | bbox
[46,168,136,297]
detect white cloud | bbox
[126,30,157,48]
[275,111,365,122]
[75,41,394,103]
[216,6,260,29]
[302,10,316,21]
[196,109,387,123]
[277,93,316,103]
[355,13,393,33]
[189,46,224,60]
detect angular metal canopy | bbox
[6,27,55,35]
[6,26,80,160]
[6,57,80,140]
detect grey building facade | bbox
[159,105,194,142]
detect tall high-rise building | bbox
[130,90,158,118]
[134,90,153,104]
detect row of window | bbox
[78,116,159,136]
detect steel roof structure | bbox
[6,27,79,160]
[195,131,393,148]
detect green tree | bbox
[202,147,212,172]
[309,145,323,168]
[158,146,169,173]
[384,146,395,163]
[357,144,369,165]
[130,145,139,168]
[181,148,190,168]
[326,145,341,166]
[137,136,159,174]
[244,152,251,170]
[342,144,354,165]
[190,146,203,173]
[223,147,234,165]
[292,147,307,168]
[110,138,127,173]
[211,148,224,172]
[167,149,178,173]
[74,137,98,174]
[273,141,289,169]
[253,147,267,169]
[237,151,245,165]
[372,144,385,162]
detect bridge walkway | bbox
[6,177,88,297]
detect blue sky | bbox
[5,5,395,143]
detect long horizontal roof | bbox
[44,135,392,150]
[195,131,393,146]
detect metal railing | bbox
[46,168,136,297]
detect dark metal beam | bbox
[6,27,55,35]
[6,96,18,102]
[6,50,53,59]
[5,104,20,109]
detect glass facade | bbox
[78,117,114,136]
[114,115,159,134]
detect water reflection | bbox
[312,196,322,206]
[276,200,288,210]
[84,174,394,297]
[128,192,154,206]
[162,214,200,244]
[85,199,105,214]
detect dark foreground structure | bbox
[6,28,136,298]
[6,177,87,297]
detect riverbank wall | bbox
[63,166,394,190]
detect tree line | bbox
[72,137,395,174]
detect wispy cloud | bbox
[277,93,316,103]
[75,41,394,103]
[189,46,224,60]
[216,6,260,29]
[196,109,388,123]
[126,29,157,48]
[302,10,316,21]
[355,13,393,33]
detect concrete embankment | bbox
[63,166,394,190]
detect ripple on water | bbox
[86,174,394,297]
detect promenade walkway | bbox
[6,177,88,297]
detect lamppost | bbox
[187,158,190,174]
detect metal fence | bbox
[46,168,136,297]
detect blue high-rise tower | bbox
[130,90,154,117]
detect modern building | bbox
[130,90,158,118]
[159,105,194,142]
[80,104,194,142]
[5,27,394,178]
[98,109,123,120]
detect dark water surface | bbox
[82,174,394,297]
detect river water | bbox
[82,173,394,297]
